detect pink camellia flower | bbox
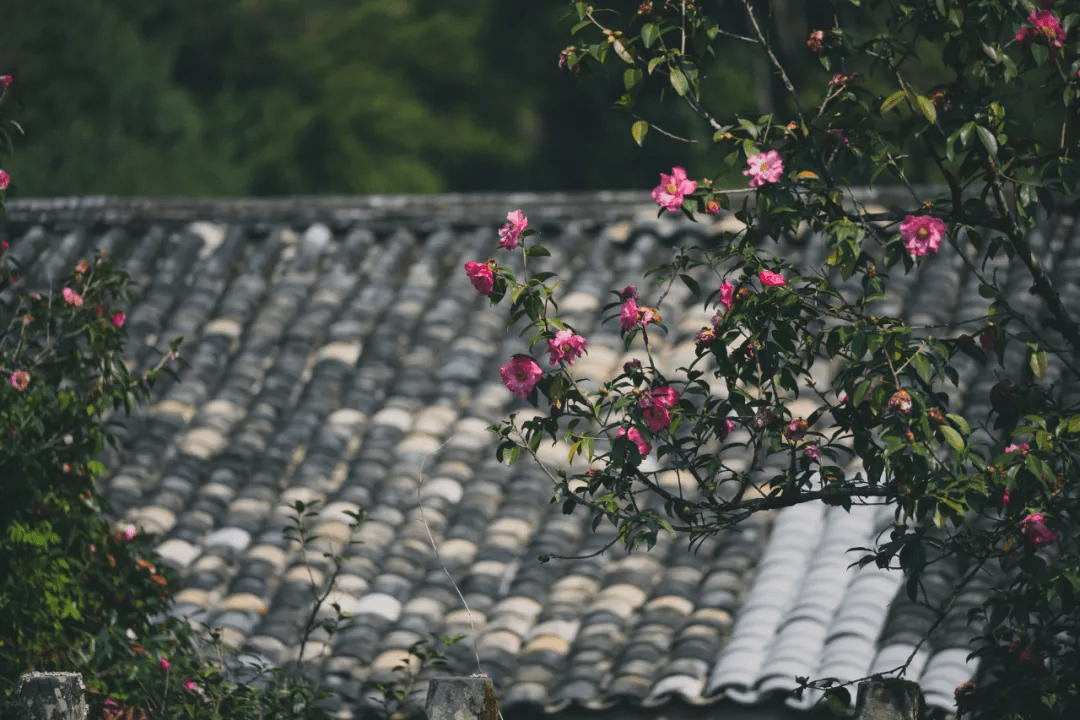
[743,150,784,188]
[89,544,96,554]
[184,679,198,693]
[0,75,11,88]
[1000,489,1011,507]
[1,241,7,250]
[785,418,808,440]
[464,261,495,296]
[804,445,822,461]
[1005,442,1030,456]
[620,285,639,301]
[160,657,171,671]
[1020,513,1059,548]
[623,359,641,375]
[75,260,89,274]
[651,166,697,212]
[705,199,721,214]
[498,210,528,250]
[547,329,588,366]
[112,312,126,328]
[888,389,913,415]
[616,426,652,458]
[899,215,946,256]
[759,270,786,287]
[9,370,30,391]
[1015,9,1066,58]
[620,296,640,331]
[719,418,737,439]
[719,280,735,311]
[500,355,543,398]
[641,386,680,432]
[93,304,105,317]
[62,287,84,307]
[694,326,716,348]
[122,524,138,542]
[0,170,9,191]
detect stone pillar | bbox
[425,676,499,720]
[12,673,88,720]
[854,679,924,720]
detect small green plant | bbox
[362,633,465,720]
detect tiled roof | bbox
[4,192,1069,719]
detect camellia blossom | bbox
[498,210,528,250]
[899,215,946,256]
[160,657,171,671]
[0,75,11,88]
[62,287,83,307]
[785,418,808,440]
[122,524,138,542]
[112,312,126,328]
[1005,442,1030,456]
[1015,9,1066,58]
[719,418,737,439]
[804,445,822,461]
[743,150,784,188]
[719,280,735,311]
[759,270,786,287]
[184,679,198,693]
[9,370,30,391]
[547,329,588,366]
[0,170,9,191]
[888,389,913,415]
[616,426,651,458]
[620,296,640,330]
[641,386,680,431]
[1020,513,1059,548]
[651,166,697,212]
[500,355,543,398]
[464,261,495,296]
[623,359,641,375]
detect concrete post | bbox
[854,679,924,720]
[12,673,88,720]
[425,675,500,720]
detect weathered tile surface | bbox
[5,192,1074,719]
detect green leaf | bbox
[669,68,690,96]
[623,68,643,92]
[1030,348,1048,379]
[641,23,660,48]
[959,122,974,148]
[679,274,701,297]
[525,245,551,257]
[647,56,665,75]
[941,426,965,451]
[976,125,998,158]
[911,354,933,384]
[946,413,971,435]
[631,120,648,147]
[880,90,906,114]
[1066,415,1080,434]
[915,94,937,124]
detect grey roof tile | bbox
[7,191,1060,719]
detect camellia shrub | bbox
[0,76,345,720]
[473,2,1080,719]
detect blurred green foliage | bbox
[0,1,857,196]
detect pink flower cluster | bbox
[464,261,495,296]
[9,369,30,391]
[616,426,651,458]
[547,329,588,366]
[62,287,83,307]
[0,170,9,191]
[759,270,785,287]
[500,355,543,398]
[651,166,696,212]
[498,210,528,250]
[744,150,784,188]
[1020,513,1059,548]
[640,385,680,431]
[1004,442,1030,456]
[718,280,735,311]
[1015,8,1065,58]
[619,286,660,331]
[900,215,946,256]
